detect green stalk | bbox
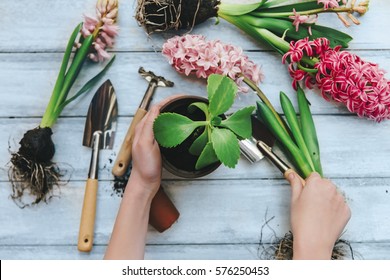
[297,85,323,176]
[241,74,290,135]
[40,35,94,128]
[40,23,82,128]
[257,101,313,177]
[280,91,315,171]
[252,7,355,18]
[258,0,319,10]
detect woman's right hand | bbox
[286,172,351,260]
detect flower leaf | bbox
[195,142,219,170]
[208,74,237,117]
[257,0,322,12]
[153,113,205,148]
[220,106,255,138]
[189,127,209,156]
[219,1,266,16]
[211,127,240,168]
[53,55,116,117]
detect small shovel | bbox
[78,79,118,252]
[240,116,305,185]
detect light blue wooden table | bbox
[0,0,389,259]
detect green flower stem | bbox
[252,7,357,18]
[40,35,93,128]
[253,27,317,67]
[40,23,82,128]
[241,74,289,135]
[220,13,319,67]
[297,62,319,73]
[280,91,315,171]
[259,0,318,10]
[297,85,323,176]
[257,101,313,178]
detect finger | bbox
[306,172,321,184]
[132,112,148,147]
[285,170,304,204]
[140,105,160,143]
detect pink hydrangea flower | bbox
[283,37,390,122]
[81,0,119,62]
[162,34,264,93]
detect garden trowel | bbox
[78,79,118,252]
[240,116,305,184]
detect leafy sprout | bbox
[154,74,255,169]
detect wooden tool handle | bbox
[78,178,98,252]
[112,108,147,177]
[283,169,306,187]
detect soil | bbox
[159,96,221,178]
[9,126,64,207]
[136,0,220,33]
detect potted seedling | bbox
[153,74,255,178]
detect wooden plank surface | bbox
[1,243,389,260]
[1,0,390,260]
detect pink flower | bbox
[317,0,341,10]
[81,0,118,62]
[162,35,264,93]
[289,9,318,35]
[283,37,390,122]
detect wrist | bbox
[292,239,333,260]
[124,171,159,202]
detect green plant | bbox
[153,74,255,169]
[257,85,322,178]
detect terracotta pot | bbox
[149,186,179,232]
[159,95,222,178]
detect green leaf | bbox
[211,116,222,126]
[52,55,116,117]
[195,142,219,170]
[219,1,266,16]
[279,91,315,171]
[211,127,240,168]
[208,74,237,116]
[188,102,209,120]
[297,86,323,176]
[207,74,224,101]
[220,106,255,138]
[310,25,352,48]
[40,23,82,128]
[189,128,209,156]
[153,113,206,148]
[257,0,321,12]
[257,101,313,178]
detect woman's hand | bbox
[287,172,351,260]
[130,105,162,198]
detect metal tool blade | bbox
[83,79,118,149]
[240,115,276,163]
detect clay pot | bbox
[149,187,179,232]
[159,95,222,178]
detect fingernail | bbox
[288,172,295,181]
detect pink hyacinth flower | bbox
[283,37,390,122]
[162,34,264,93]
[82,0,118,62]
[289,9,318,35]
[317,0,341,10]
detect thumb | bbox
[285,170,304,203]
